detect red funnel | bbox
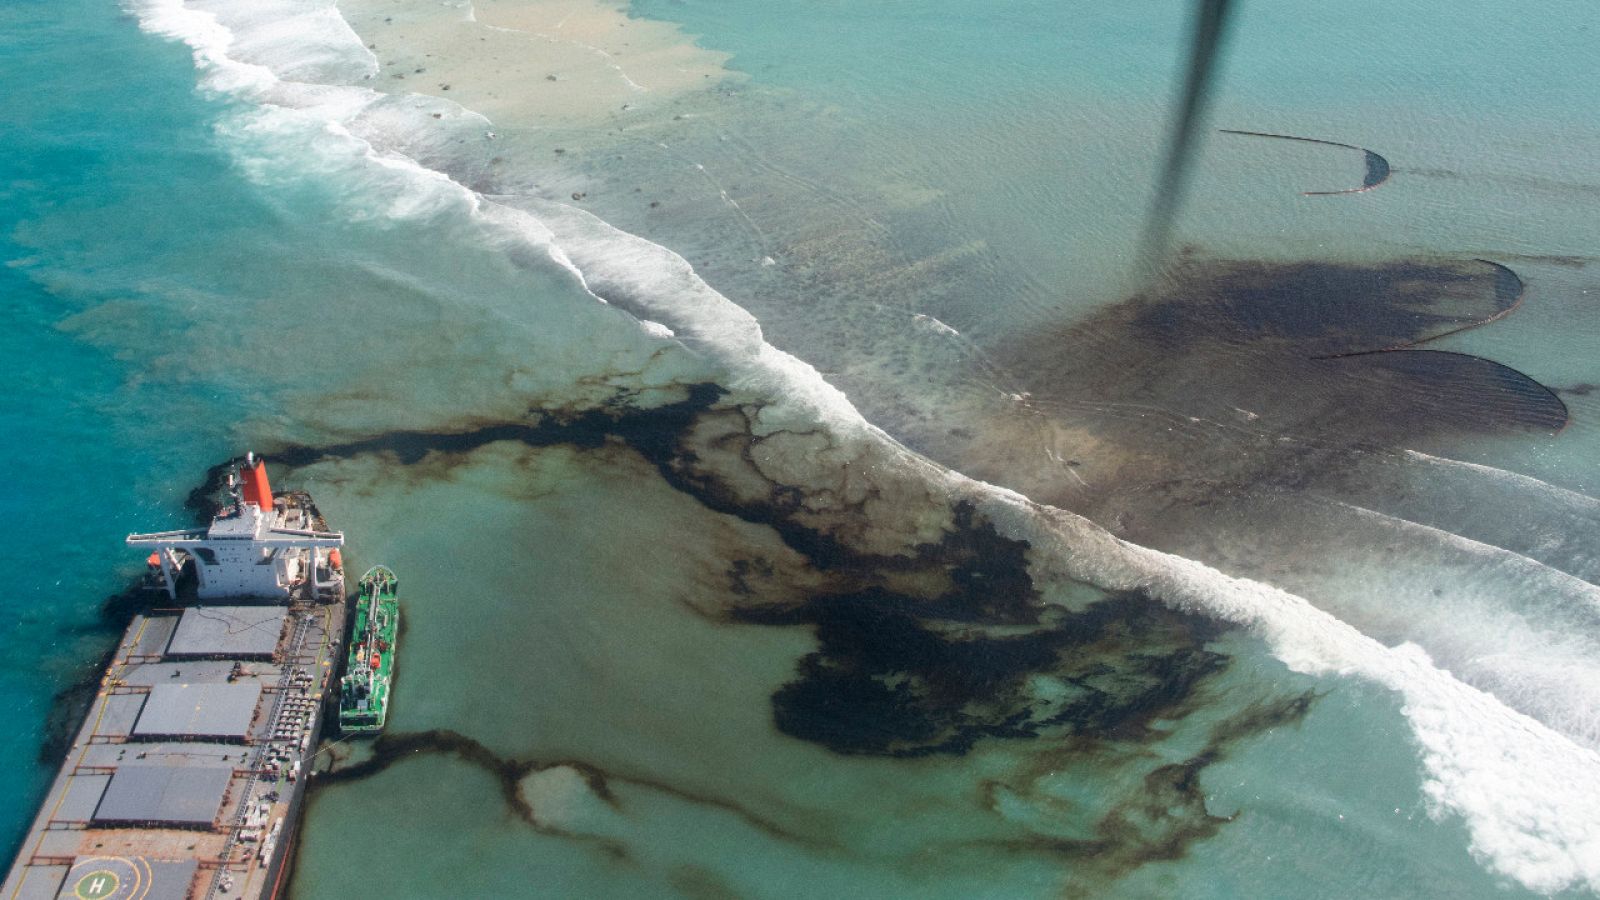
[241,456,274,509]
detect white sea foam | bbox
[494,198,882,440]
[1405,449,1600,513]
[912,313,961,337]
[190,0,375,84]
[1286,498,1600,747]
[981,494,1600,893]
[124,0,1600,890]
[638,320,676,340]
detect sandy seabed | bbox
[338,0,731,128]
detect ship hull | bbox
[338,565,400,736]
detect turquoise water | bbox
[4,0,1600,895]
[0,0,238,848]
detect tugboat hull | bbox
[339,565,401,735]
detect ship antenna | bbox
[226,465,242,512]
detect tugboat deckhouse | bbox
[128,452,344,600]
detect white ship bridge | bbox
[128,453,344,601]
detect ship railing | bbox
[203,776,262,900]
[71,764,117,776]
[126,528,209,542]
[197,858,250,871]
[205,608,315,900]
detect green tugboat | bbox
[339,565,400,734]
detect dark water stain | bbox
[36,511,217,768]
[1501,253,1590,269]
[258,384,862,570]
[1326,349,1567,433]
[36,646,115,768]
[19,497,223,858]
[970,691,1314,874]
[1558,383,1597,396]
[1399,166,1600,201]
[732,506,1228,755]
[1129,257,1518,357]
[725,501,1046,625]
[1315,259,1526,356]
[39,594,154,766]
[304,728,629,862]
[667,865,743,900]
[267,400,1246,763]
[945,253,1573,631]
[261,385,972,580]
[318,728,548,819]
[262,385,1291,875]
[306,727,829,856]
[738,587,1225,758]
[998,256,1564,511]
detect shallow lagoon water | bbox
[4,0,1600,896]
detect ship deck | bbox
[338,581,398,733]
[2,595,345,900]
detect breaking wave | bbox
[127,0,1600,891]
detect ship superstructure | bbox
[3,454,347,900]
[128,453,344,602]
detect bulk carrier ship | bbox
[3,454,346,900]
